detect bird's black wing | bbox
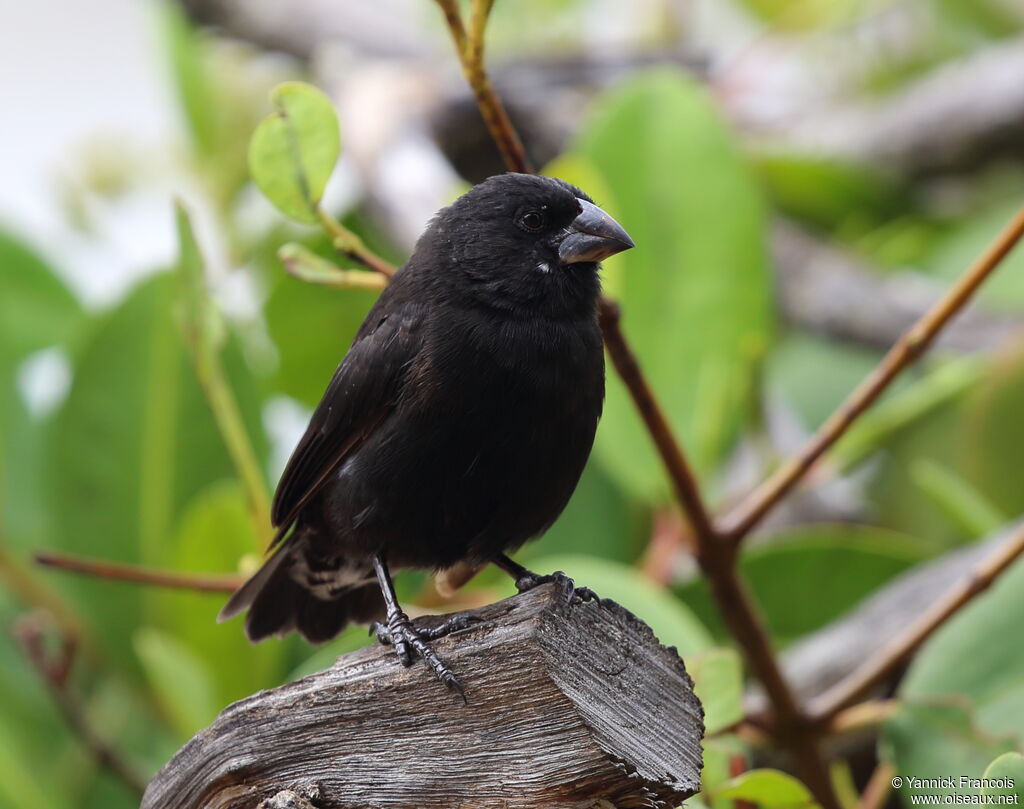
[269,298,424,536]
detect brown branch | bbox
[809,521,1024,721]
[35,551,242,593]
[722,205,1024,543]
[432,0,532,174]
[13,612,148,797]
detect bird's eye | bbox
[519,210,545,231]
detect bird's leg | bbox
[493,553,599,604]
[368,553,465,697]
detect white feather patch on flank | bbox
[536,262,551,273]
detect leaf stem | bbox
[316,207,396,278]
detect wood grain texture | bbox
[143,582,704,809]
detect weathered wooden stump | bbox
[143,582,704,809]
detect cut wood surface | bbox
[143,582,704,809]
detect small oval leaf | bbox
[248,82,341,223]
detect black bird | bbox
[219,173,634,691]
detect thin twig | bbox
[860,760,895,809]
[13,613,148,797]
[810,521,1024,721]
[35,551,242,593]
[317,208,396,278]
[432,0,532,173]
[722,205,1024,543]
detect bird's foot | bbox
[514,569,599,604]
[370,611,479,699]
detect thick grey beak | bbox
[558,198,635,265]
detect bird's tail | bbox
[218,532,384,644]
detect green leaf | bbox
[0,229,83,366]
[677,524,931,643]
[47,274,266,666]
[265,271,380,406]
[689,647,743,734]
[524,554,713,656]
[961,344,1024,518]
[573,70,773,500]
[884,700,1016,806]
[982,753,1024,801]
[923,197,1024,312]
[151,481,286,704]
[834,357,984,474]
[248,81,340,223]
[752,152,904,234]
[135,627,219,741]
[520,461,647,565]
[711,769,819,809]
[910,458,1008,539]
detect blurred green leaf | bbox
[265,273,379,406]
[525,554,713,656]
[961,343,1024,518]
[701,734,748,794]
[769,333,882,429]
[0,230,83,366]
[689,647,743,734]
[573,70,773,500]
[248,82,340,224]
[982,753,1024,801]
[47,274,266,666]
[835,358,983,474]
[884,701,1017,806]
[175,203,226,365]
[910,458,1007,539]
[135,627,219,741]
[152,481,285,705]
[711,769,819,808]
[923,198,1024,312]
[752,153,904,234]
[520,461,647,565]
[678,525,930,643]
[0,737,62,809]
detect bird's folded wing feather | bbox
[269,299,424,537]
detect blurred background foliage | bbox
[3,0,1024,807]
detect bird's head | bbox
[418,173,634,317]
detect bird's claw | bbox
[369,611,475,701]
[514,570,599,604]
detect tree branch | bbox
[13,613,148,797]
[809,521,1024,721]
[722,205,1024,543]
[35,551,242,593]
[432,0,532,174]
